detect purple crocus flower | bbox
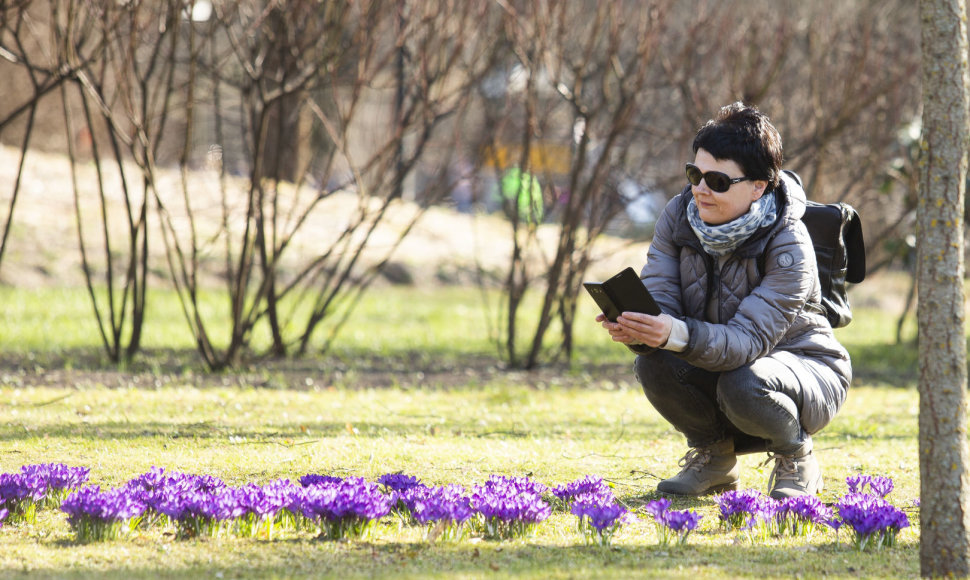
[409,485,473,524]
[0,472,47,504]
[160,486,250,539]
[300,477,392,540]
[261,479,304,518]
[299,474,344,487]
[640,498,700,545]
[471,489,551,525]
[0,508,7,527]
[267,481,309,531]
[777,495,833,536]
[124,467,171,511]
[779,495,831,522]
[0,472,47,523]
[398,485,456,516]
[125,468,232,530]
[643,498,672,520]
[128,466,168,490]
[846,474,894,498]
[153,491,193,521]
[125,466,173,506]
[377,473,422,493]
[235,485,271,519]
[569,491,634,547]
[236,481,296,520]
[478,474,549,496]
[846,474,870,494]
[61,485,147,542]
[552,476,614,507]
[572,501,632,532]
[471,475,551,540]
[198,488,246,521]
[20,463,90,495]
[836,492,911,550]
[229,479,307,538]
[139,470,226,497]
[714,489,777,530]
[867,476,894,499]
[61,486,146,522]
[570,488,618,510]
[187,474,227,494]
[399,484,474,541]
[660,509,702,533]
[398,484,428,512]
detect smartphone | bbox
[583,283,622,322]
[583,267,661,322]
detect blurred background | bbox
[0,1,927,371]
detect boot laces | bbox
[678,447,712,473]
[766,452,799,481]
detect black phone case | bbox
[583,267,661,322]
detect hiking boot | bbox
[767,450,823,499]
[657,439,739,496]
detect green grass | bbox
[0,284,616,369]
[0,383,919,579]
[0,281,929,578]
[0,281,920,380]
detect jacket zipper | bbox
[703,251,718,324]
[712,258,722,324]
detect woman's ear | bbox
[751,180,769,201]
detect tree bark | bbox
[918,0,970,575]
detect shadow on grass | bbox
[0,415,650,444]
[20,539,918,579]
[0,335,937,391]
[0,346,635,391]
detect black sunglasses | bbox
[685,163,751,193]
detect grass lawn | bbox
[0,282,923,578]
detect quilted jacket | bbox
[638,172,852,395]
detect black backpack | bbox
[759,171,867,328]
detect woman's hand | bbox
[597,311,673,348]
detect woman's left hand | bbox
[605,312,673,348]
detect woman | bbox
[599,103,851,498]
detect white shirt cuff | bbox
[662,317,689,352]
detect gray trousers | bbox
[634,349,844,456]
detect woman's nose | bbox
[694,180,713,195]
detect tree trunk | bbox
[918,0,970,575]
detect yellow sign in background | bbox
[483,143,572,175]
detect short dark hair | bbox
[692,102,783,189]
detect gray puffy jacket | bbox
[639,172,851,391]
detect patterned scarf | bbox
[687,191,778,257]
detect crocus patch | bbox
[401,484,474,541]
[0,463,916,551]
[470,475,551,540]
[61,485,147,542]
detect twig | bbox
[33,393,74,407]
